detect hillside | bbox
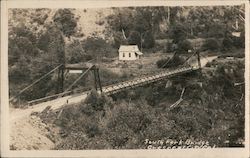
[9,8,115,39]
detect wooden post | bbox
[93,67,98,91]
[57,64,64,94]
[61,64,64,92]
[18,95,20,107]
[197,50,201,69]
[96,68,103,93]
[57,66,61,94]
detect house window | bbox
[129,53,131,57]
[123,53,125,57]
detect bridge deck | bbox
[102,66,197,95]
[26,66,198,106]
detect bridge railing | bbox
[104,66,195,95]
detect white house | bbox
[118,45,143,61]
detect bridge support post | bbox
[93,67,98,91]
[92,66,103,93]
[196,50,203,80]
[57,64,64,94]
[96,68,103,93]
[197,51,201,69]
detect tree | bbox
[127,31,141,46]
[134,8,152,34]
[143,31,155,49]
[66,39,85,63]
[82,36,116,59]
[53,9,78,38]
[112,32,128,48]
[169,23,188,44]
[177,40,193,53]
[202,38,220,51]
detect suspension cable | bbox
[10,64,63,101]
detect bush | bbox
[177,40,193,53]
[156,58,170,68]
[82,36,116,59]
[169,23,188,44]
[83,89,113,113]
[84,119,102,137]
[102,102,152,148]
[202,38,220,51]
[156,55,184,68]
[53,9,77,38]
[207,22,225,38]
[66,39,86,63]
[232,33,245,48]
[222,36,234,51]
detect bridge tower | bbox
[196,50,201,69]
[57,64,65,94]
[92,65,103,93]
[58,64,103,95]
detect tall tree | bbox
[127,31,141,46]
[53,9,78,38]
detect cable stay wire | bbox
[10,64,63,101]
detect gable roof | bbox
[119,45,140,52]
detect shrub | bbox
[157,55,184,68]
[84,119,102,137]
[156,58,170,68]
[82,36,116,59]
[232,33,245,48]
[207,22,225,38]
[165,42,175,53]
[169,23,188,44]
[222,36,234,51]
[177,40,193,53]
[202,38,220,51]
[53,9,77,38]
[102,102,152,148]
[84,89,112,113]
[66,39,86,63]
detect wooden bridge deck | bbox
[102,66,198,95]
[26,66,198,106]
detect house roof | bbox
[135,51,143,55]
[119,45,142,53]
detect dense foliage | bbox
[202,38,220,51]
[106,5,244,51]
[156,55,185,68]
[9,9,79,103]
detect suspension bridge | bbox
[10,50,217,118]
